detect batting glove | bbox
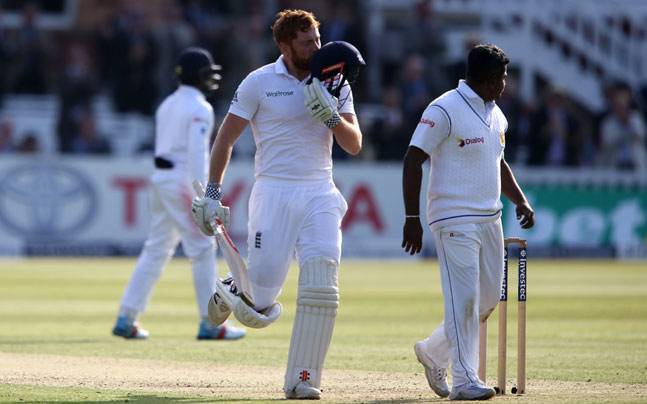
[191,183,230,235]
[304,78,341,128]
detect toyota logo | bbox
[0,163,97,238]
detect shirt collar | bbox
[458,79,496,108]
[274,55,289,76]
[274,55,311,82]
[178,84,205,100]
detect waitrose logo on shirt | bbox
[266,90,294,97]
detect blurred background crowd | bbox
[0,0,646,171]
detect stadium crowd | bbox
[0,0,645,171]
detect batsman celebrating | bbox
[191,9,365,400]
[401,44,534,400]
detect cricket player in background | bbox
[191,10,364,399]
[401,44,535,400]
[112,47,245,341]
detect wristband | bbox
[324,113,341,129]
[205,182,222,200]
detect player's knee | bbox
[297,256,339,309]
[250,283,282,311]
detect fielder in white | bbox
[112,47,245,341]
[191,10,364,400]
[401,44,535,400]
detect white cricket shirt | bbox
[410,80,507,230]
[153,85,214,184]
[228,55,356,182]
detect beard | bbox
[290,46,311,71]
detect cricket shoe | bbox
[414,341,450,398]
[112,316,149,340]
[285,381,321,400]
[196,320,246,340]
[449,382,496,401]
[207,277,236,326]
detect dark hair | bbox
[271,9,320,45]
[466,44,509,84]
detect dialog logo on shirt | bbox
[419,118,435,127]
[499,131,505,146]
[456,137,485,147]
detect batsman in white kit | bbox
[401,45,535,400]
[191,10,364,400]
[112,47,245,341]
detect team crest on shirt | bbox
[499,131,505,146]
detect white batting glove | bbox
[191,183,230,235]
[304,77,341,128]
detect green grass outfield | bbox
[0,258,646,403]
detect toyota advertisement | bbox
[0,156,646,258]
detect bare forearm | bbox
[208,134,233,184]
[403,147,428,216]
[332,114,362,155]
[501,159,527,205]
[207,113,247,185]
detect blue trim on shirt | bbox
[455,90,491,128]
[429,210,501,226]
[430,104,452,137]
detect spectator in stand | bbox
[15,131,40,154]
[445,34,481,90]
[0,118,14,153]
[0,9,12,108]
[9,3,49,94]
[70,110,111,155]
[371,86,406,160]
[527,87,582,166]
[497,73,529,165]
[57,42,97,153]
[597,86,646,171]
[404,0,449,99]
[399,55,431,137]
[151,3,196,100]
[98,4,157,115]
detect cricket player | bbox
[191,10,364,399]
[112,47,245,341]
[401,44,535,400]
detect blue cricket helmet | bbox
[308,41,365,98]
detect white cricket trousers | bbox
[422,218,504,388]
[245,179,347,310]
[120,177,216,318]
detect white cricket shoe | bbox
[285,381,321,400]
[414,341,450,398]
[449,382,496,400]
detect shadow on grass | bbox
[0,338,101,345]
[16,396,438,403]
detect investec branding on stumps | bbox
[518,249,527,302]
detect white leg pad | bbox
[284,256,339,396]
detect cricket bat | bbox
[193,181,255,306]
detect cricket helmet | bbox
[308,41,365,98]
[175,47,222,92]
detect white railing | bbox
[433,0,647,109]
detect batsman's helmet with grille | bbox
[308,41,365,98]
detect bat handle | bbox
[192,180,205,197]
